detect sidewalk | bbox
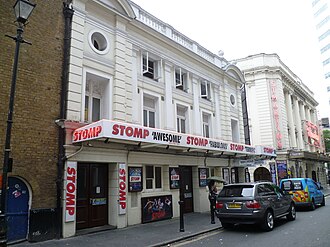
[13,186,330,247]
[14,212,220,247]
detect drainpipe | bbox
[56,1,74,238]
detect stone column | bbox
[285,91,297,148]
[214,84,221,139]
[293,97,303,149]
[164,62,174,131]
[192,76,201,135]
[299,101,306,150]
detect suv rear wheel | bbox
[261,210,274,231]
[286,203,296,221]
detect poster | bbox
[222,168,230,184]
[269,162,277,185]
[128,167,143,192]
[169,167,180,189]
[141,195,173,223]
[198,168,209,187]
[276,161,288,182]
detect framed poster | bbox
[169,167,180,189]
[128,167,143,192]
[276,160,288,182]
[198,168,209,187]
[269,162,277,185]
[222,168,230,184]
[141,195,173,223]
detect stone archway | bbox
[254,167,271,182]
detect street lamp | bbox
[0,0,36,246]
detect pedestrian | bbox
[208,179,217,224]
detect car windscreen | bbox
[281,180,303,191]
[219,185,254,197]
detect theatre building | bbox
[235,53,330,185]
[60,0,275,237]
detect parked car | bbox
[279,178,325,210]
[215,182,296,231]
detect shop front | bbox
[62,120,276,238]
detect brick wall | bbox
[0,1,64,208]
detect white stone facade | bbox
[61,0,275,238]
[235,53,329,186]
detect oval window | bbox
[230,94,236,106]
[88,30,109,55]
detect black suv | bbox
[215,182,296,231]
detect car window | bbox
[219,185,254,197]
[257,184,275,196]
[281,180,303,191]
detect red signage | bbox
[271,81,283,149]
[118,163,126,215]
[72,120,276,157]
[65,161,77,222]
[73,125,102,142]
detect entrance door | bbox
[7,177,29,243]
[180,166,193,213]
[76,163,108,230]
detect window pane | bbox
[181,119,186,133]
[204,124,209,138]
[92,98,100,122]
[146,166,154,179]
[155,167,162,188]
[143,110,148,127]
[177,118,180,132]
[146,179,153,189]
[149,111,155,128]
[85,96,89,121]
[201,82,206,96]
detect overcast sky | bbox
[132,0,328,118]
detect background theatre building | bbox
[61,0,275,238]
[235,53,330,185]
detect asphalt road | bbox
[169,197,330,247]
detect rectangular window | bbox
[146,165,154,189]
[142,52,162,80]
[84,73,109,123]
[175,68,188,91]
[177,106,187,133]
[231,119,239,142]
[145,165,162,190]
[201,80,211,99]
[143,96,157,128]
[202,113,210,138]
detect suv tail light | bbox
[245,200,261,209]
[216,202,224,209]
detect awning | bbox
[72,119,276,158]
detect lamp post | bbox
[0,1,35,245]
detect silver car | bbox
[215,182,296,231]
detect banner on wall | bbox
[198,168,209,187]
[169,167,180,189]
[269,162,277,185]
[118,163,127,215]
[276,160,288,182]
[128,167,142,192]
[65,161,77,222]
[141,195,173,223]
[72,120,276,157]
